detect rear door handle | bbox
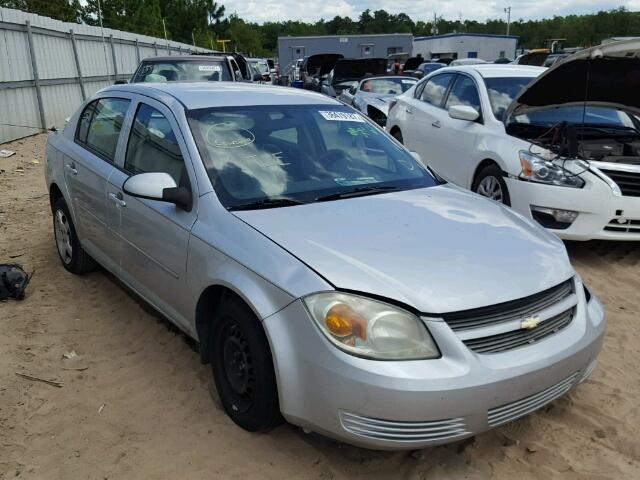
[109,192,126,208]
[432,121,441,128]
[65,163,78,175]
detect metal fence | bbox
[0,7,212,144]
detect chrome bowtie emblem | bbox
[521,315,541,330]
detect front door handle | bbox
[432,120,441,128]
[109,192,126,208]
[65,163,78,175]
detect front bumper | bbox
[506,172,640,241]
[263,284,606,450]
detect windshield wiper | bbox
[228,197,306,211]
[314,185,399,202]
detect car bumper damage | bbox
[264,279,605,450]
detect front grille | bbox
[464,308,574,354]
[600,169,640,197]
[604,218,640,234]
[442,279,573,332]
[339,411,469,443]
[487,372,579,427]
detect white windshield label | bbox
[199,65,221,72]
[319,111,365,123]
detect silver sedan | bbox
[44,82,605,450]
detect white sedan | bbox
[387,40,640,240]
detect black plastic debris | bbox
[0,264,32,300]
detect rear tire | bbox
[52,197,97,274]
[391,129,403,144]
[211,298,282,431]
[472,164,511,206]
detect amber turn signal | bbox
[520,157,532,177]
[325,303,367,340]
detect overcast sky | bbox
[221,0,640,24]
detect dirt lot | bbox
[1,134,639,479]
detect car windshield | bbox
[361,78,416,94]
[250,61,269,75]
[132,60,232,83]
[484,76,537,121]
[187,105,438,209]
[419,63,445,73]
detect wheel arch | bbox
[472,158,507,188]
[195,283,270,365]
[49,182,64,212]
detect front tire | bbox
[211,298,281,431]
[472,164,511,206]
[52,197,97,274]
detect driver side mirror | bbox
[253,72,263,82]
[448,105,480,122]
[123,172,192,211]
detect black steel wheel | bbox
[211,298,281,431]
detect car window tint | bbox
[421,74,454,107]
[445,75,481,112]
[81,98,130,162]
[125,103,186,186]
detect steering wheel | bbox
[316,149,354,177]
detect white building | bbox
[413,33,519,62]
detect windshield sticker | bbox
[334,177,378,186]
[199,65,222,72]
[205,123,255,148]
[347,126,371,137]
[319,111,366,123]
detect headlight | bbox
[519,151,584,188]
[303,292,439,360]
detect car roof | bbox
[439,64,546,78]
[361,75,416,81]
[101,82,341,109]
[141,55,227,62]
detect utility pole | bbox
[162,18,168,41]
[504,6,511,35]
[431,12,439,36]
[217,39,230,52]
[192,31,196,46]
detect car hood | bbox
[305,54,344,76]
[233,185,573,314]
[332,58,387,84]
[506,39,640,122]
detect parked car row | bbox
[387,40,640,240]
[43,39,640,451]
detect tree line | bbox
[1,1,639,56]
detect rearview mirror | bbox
[448,105,480,122]
[123,172,192,211]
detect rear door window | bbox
[420,74,455,107]
[76,98,130,163]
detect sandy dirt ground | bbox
[0,134,639,480]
